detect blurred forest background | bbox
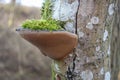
[0,0,52,80]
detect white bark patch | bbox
[103,30,108,41]
[78,31,84,38]
[96,46,100,52]
[54,63,60,71]
[65,22,75,32]
[80,70,93,80]
[52,0,60,20]
[100,68,104,75]
[105,72,111,80]
[69,54,73,57]
[79,0,94,17]
[53,0,78,21]
[91,16,99,24]
[107,45,111,55]
[96,39,99,43]
[108,3,115,16]
[86,22,94,30]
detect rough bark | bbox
[52,0,117,80]
[111,0,120,80]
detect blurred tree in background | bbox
[0,0,40,28]
[8,0,16,27]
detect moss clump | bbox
[21,0,66,31]
[22,19,64,31]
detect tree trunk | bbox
[51,0,118,80]
[111,0,120,80]
[8,0,16,27]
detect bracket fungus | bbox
[17,30,78,60]
[16,0,78,60]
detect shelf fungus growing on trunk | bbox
[16,30,78,60]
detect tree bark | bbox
[111,0,120,80]
[51,0,118,80]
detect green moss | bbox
[22,19,64,31]
[41,0,53,20]
[21,0,66,31]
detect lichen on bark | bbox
[51,0,116,80]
